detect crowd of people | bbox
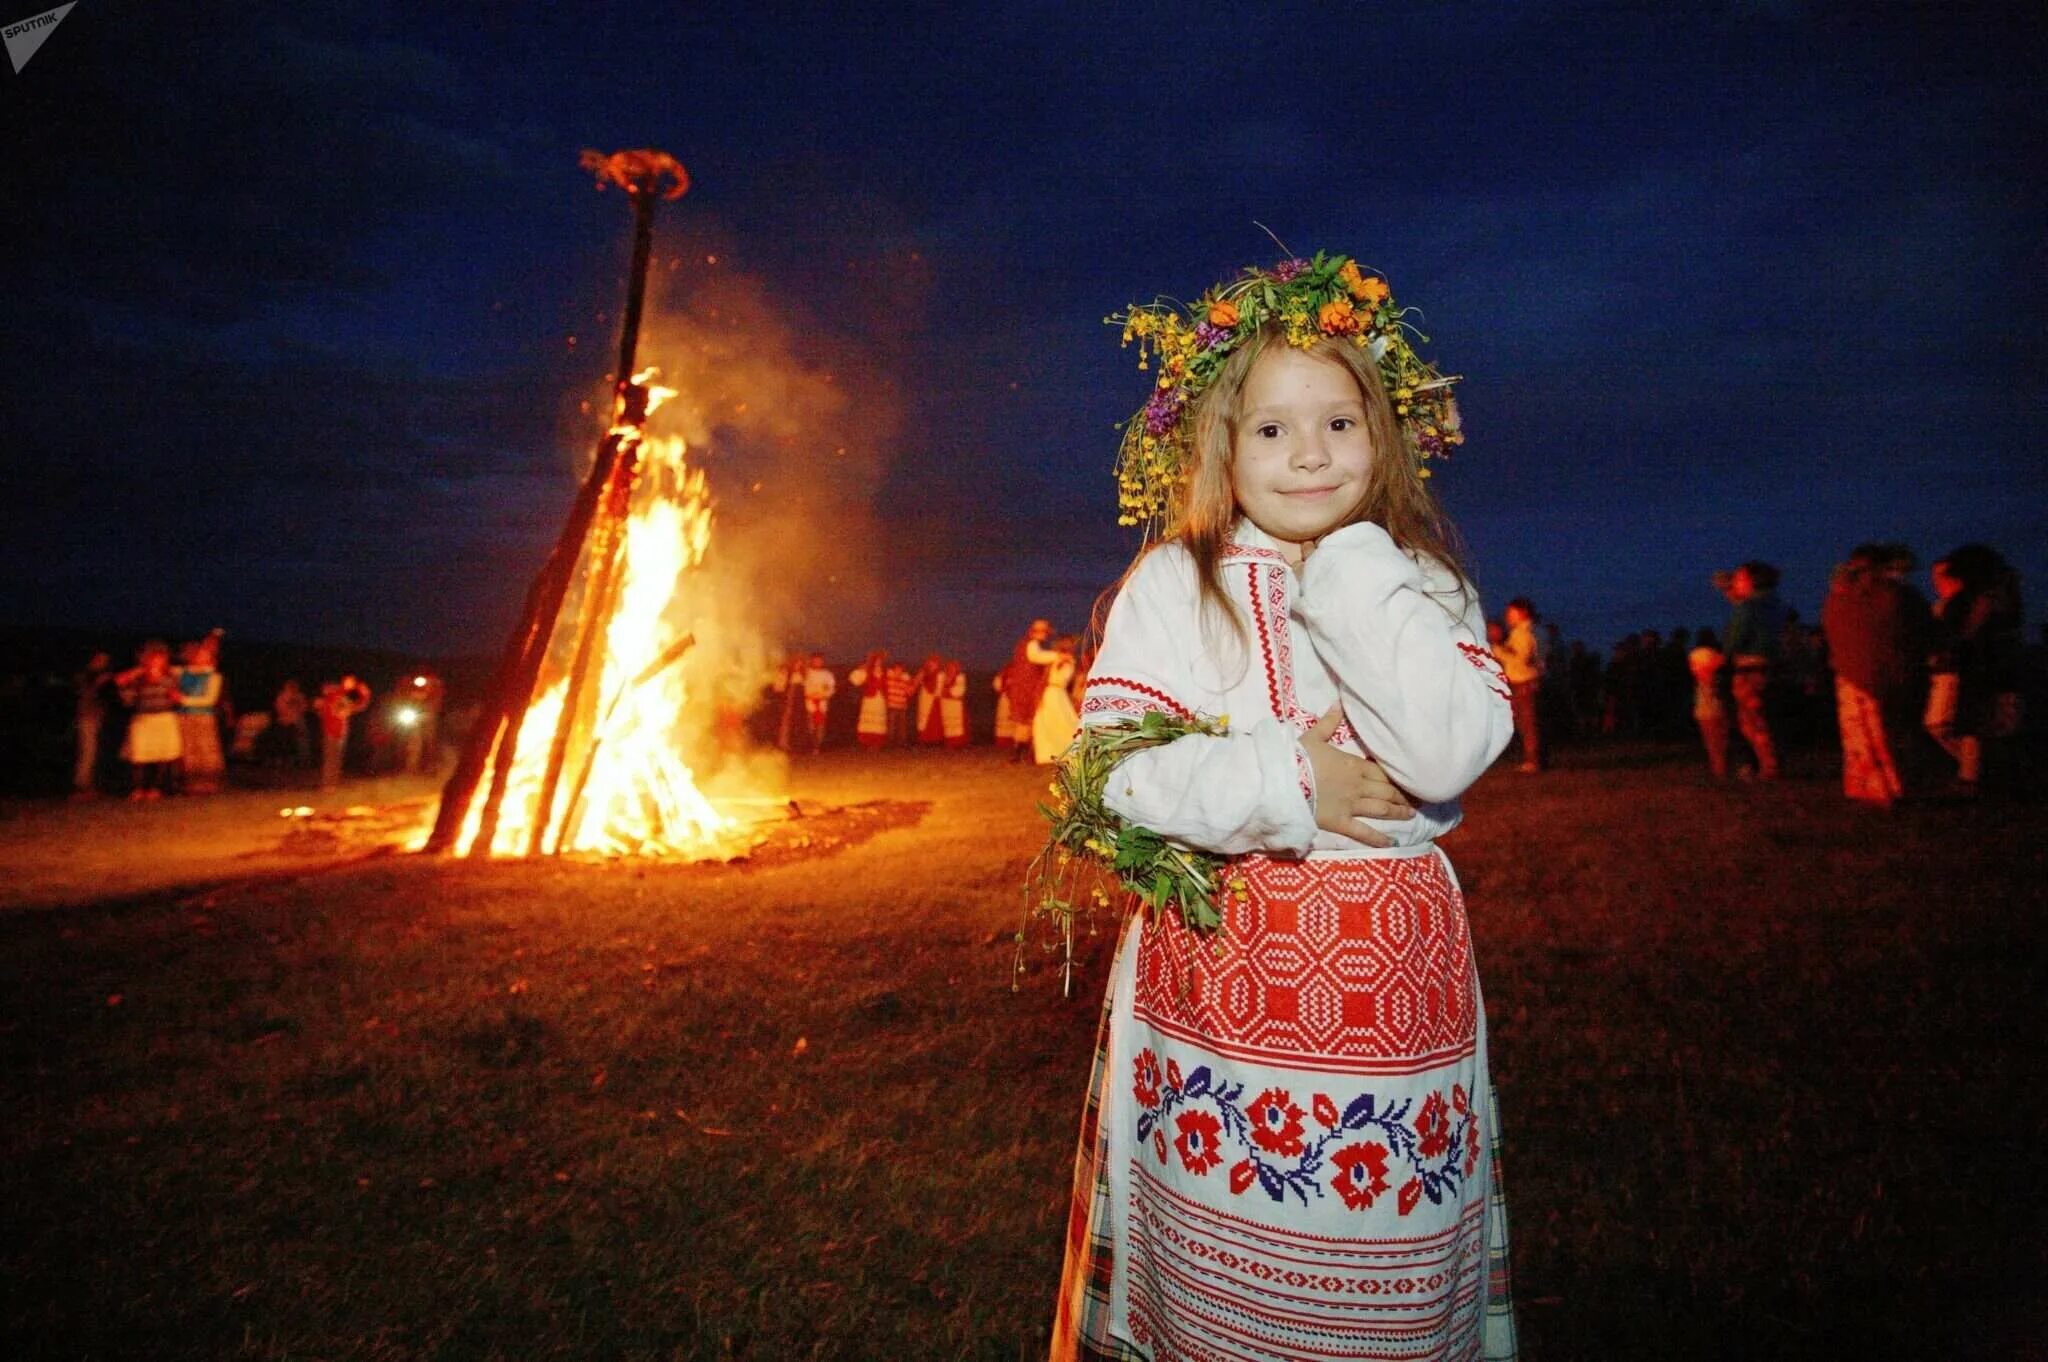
[768,618,1087,762]
[1483,540,2029,805]
[52,538,2033,808]
[67,635,448,801]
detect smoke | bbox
[563,237,924,789]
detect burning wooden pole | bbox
[424,148,689,856]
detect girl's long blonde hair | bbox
[1096,323,1471,650]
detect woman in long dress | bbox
[175,634,226,794]
[1033,637,1080,764]
[847,650,890,749]
[939,659,970,748]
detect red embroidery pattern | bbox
[1130,1052,1482,1215]
[1246,565,1289,726]
[1081,675,1192,720]
[1241,562,1367,754]
[1135,853,1479,1075]
[1124,1165,1491,1362]
[1456,640,1512,702]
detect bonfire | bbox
[426,149,737,858]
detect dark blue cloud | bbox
[2,0,2040,661]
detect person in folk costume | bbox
[1033,635,1082,764]
[884,662,917,747]
[847,650,892,749]
[314,675,372,790]
[771,653,811,753]
[938,658,970,747]
[1924,543,2022,795]
[73,649,114,797]
[1003,619,1058,762]
[1821,544,1927,808]
[1051,255,1519,1361]
[174,631,227,794]
[993,665,1014,750]
[801,652,837,753]
[914,654,945,744]
[116,641,185,800]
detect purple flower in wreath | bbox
[1142,386,1185,437]
[1272,257,1309,282]
[1194,321,1231,350]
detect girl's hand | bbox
[1300,706,1416,847]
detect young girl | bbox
[1051,255,1517,1361]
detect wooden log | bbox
[426,154,679,856]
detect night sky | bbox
[5,1,2043,667]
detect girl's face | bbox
[1930,562,1962,601]
[1229,346,1374,565]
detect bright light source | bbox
[394,706,420,728]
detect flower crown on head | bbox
[1107,251,1463,533]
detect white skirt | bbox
[122,712,183,764]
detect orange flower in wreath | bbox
[1208,299,1239,327]
[1317,297,1361,336]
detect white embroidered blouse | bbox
[1080,519,1515,857]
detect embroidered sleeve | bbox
[1084,549,1318,857]
[1295,522,1514,805]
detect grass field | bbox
[2,747,2043,1360]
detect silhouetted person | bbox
[1924,543,2024,794]
[72,650,113,797]
[1821,545,1927,807]
[314,676,372,789]
[396,672,445,774]
[1724,561,1790,780]
[273,680,311,768]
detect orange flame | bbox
[454,372,733,857]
